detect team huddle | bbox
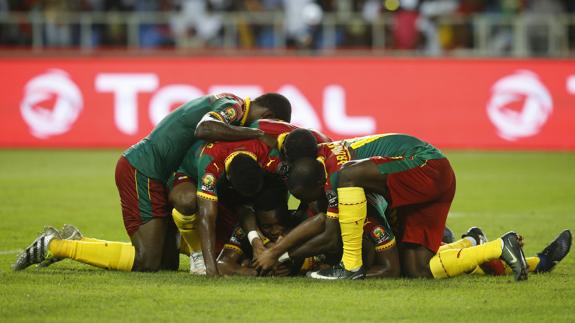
[13,93,572,280]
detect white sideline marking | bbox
[0,249,21,255]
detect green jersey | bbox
[123,93,249,182]
[345,133,445,161]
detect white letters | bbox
[278,85,323,130]
[323,85,375,135]
[95,74,158,135]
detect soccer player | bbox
[13,93,291,272]
[216,186,293,277]
[255,131,529,281]
[443,227,572,276]
[169,120,331,276]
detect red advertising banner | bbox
[0,57,574,149]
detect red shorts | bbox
[115,156,172,236]
[385,158,456,253]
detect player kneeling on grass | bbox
[255,131,529,281]
[12,93,291,272]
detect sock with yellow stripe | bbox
[49,239,135,271]
[80,237,131,246]
[337,187,367,271]
[429,238,503,278]
[172,210,202,252]
[437,238,474,252]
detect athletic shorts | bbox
[373,157,456,253]
[115,156,172,236]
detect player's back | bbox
[345,133,445,161]
[123,94,244,182]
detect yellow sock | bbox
[429,238,503,278]
[49,239,135,271]
[81,237,131,246]
[503,256,540,274]
[337,187,367,271]
[172,209,202,252]
[438,238,473,252]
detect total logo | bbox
[20,69,83,139]
[20,71,376,139]
[486,70,553,141]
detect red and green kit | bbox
[319,133,455,253]
[115,93,249,235]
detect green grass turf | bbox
[0,150,574,322]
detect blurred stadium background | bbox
[0,0,574,149]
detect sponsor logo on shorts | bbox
[201,173,216,193]
[486,70,553,141]
[20,69,83,139]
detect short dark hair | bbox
[227,154,264,197]
[253,179,288,212]
[287,157,324,191]
[284,129,318,163]
[253,93,292,123]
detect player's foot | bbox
[443,226,455,244]
[12,227,61,271]
[534,229,572,273]
[60,224,84,240]
[189,251,206,275]
[499,231,528,281]
[38,224,84,268]
[307,263,365,280]
[462,227,488,245]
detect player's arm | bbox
[254,212,326,271]
[195,113,263,142]
[197,197,220,276]
[238,205,266,257]
[363,238,401,278]
[217,247,257,276]
[284,215,340,260]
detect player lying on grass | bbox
[255,131,529,281]
[12,93,291,272]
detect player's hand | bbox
[254,248,279,273]
[272,263,291,277]
[252,239,266,258]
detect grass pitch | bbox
[0,150,574,322]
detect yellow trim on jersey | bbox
[375,238,396,252]
[326,211,339,219]
[223,244,244,255]
[224,151,258,173]
[240,97,251,126]
[197,192,218,202]
[134,169,139,200]
[208,111,225,122]
[276,132,288,152]
[316,156,328,181]
[147,178,151,200]
[347,133,396,150]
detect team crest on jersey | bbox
[201,173,216,193]
[371,226,389,244]
[326,190,338,209]
[220,107,237,123]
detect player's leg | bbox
[168,175,204,271]
[50,156,170,272]
[159,218,180,270]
